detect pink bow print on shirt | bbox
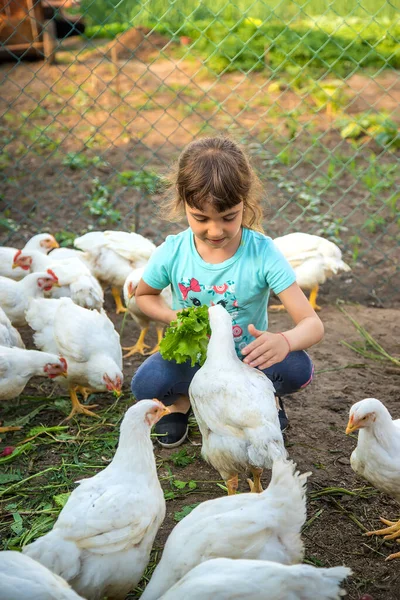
[179,278,201,300]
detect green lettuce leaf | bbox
[159,305,211,366]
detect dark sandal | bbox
[154,411,189,448]
[277,397,289,432]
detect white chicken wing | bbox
[159,558,351,600]
[26,297,122,419]
[0,551,84,600]
[23,400,169,600]
[74,230,156,313]
[346,398,400,560]
[189,304,286,494]
[142,459,309,600]
[0,306,25,348]
[272,232,350,310]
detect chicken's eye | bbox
[190,297,201,307]
[217,300,227,308]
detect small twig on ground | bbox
[337,304,400,367]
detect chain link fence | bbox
[1,0,399,305]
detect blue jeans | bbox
[131,351,314,406]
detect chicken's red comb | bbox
[60,357,68,371]
[47,269,59,282]
[13,249,22,261]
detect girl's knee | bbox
[130,357,165,400]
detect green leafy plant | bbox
[174,503,200,522]
[337,112,400,149]
[169,448,196,467]
[54,230,77,247]
[84,178,121,225]
[159,305,211,367]
[117,169,162,195]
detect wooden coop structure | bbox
[0,0,83,63]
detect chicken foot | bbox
[147,326,164,355]
[75,386,97,402]
[111,286,127,314]
[226,474,238,495]
[248,467,264,493]
[65,387,100,420]
[123,326,150,357]
[366,517,400,561]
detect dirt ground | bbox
[1,298,399,599]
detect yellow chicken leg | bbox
[123,326,150,357]
[75,386,97,402]
[226,474,238,495]
[249,467,264,493]
[308,285,321,311]
[147,326,164,355]
[111,286,127,314]
[65,387,100,420]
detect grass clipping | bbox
[159,305,211,367]
[338,304,400,367]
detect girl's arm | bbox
[135,279,178,325]
[242,282,324,369]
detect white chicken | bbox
[0,346,67,433]
[272,232,351,310]
[74,231,156,313]
[0,306,25,348]
[123,266,172,356]
[0,551,84,600]
[159,558,351,600]
[0,233,59,280]
[13,252,104,311]
[23,399,169,600]
[141,459,309,600]
[25,297,123,419]
[0,272,59,326]
[189,304,286,494]
[346,397,400,560]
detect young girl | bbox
[131,137,324,448]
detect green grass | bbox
[82,10,399,77]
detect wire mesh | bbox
[1,0,399,305]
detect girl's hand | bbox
[241,324,290,370]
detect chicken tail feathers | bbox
[288,565,352,598]
[261,458,311,559]
[23,529,81,583]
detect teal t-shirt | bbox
[142,227,296,355]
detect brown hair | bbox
[161,136,264,232]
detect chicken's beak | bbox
[345,416,358,435]
[159,406,171,419]
[49,239,59,249]
[12,262,19,269]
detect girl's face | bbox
[185,201,244,250]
